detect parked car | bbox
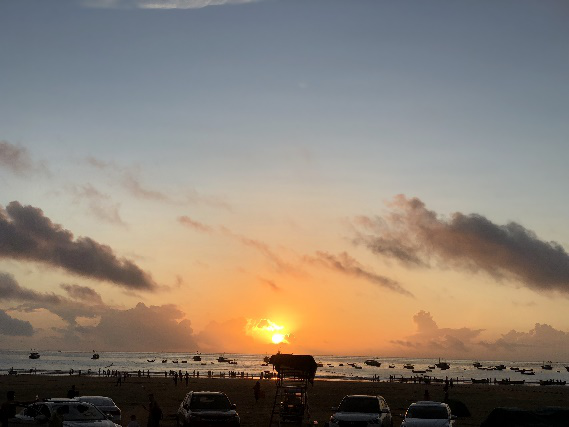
[401,401,456,427]
[75,396,121,424]
[329,394,392,427]
[177,391,240,426]
[13,399,119,427]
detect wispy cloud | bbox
[354,195,569,295]
[0,202,157,290]
[257,276,281,292]
[70,184,126,226]
[178,215,214,233]
[0,140,48,177]
[304,251,412,297]
[83,0,260,9]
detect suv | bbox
[329,395,393,427]
[177,391,240,426]
[401,401,456,427]
[13,399,119,427]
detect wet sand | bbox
[2,374,568,426]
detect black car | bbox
[177,392,240,427]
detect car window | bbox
[190,395,231,411]
[53,404,106,421]
[407,406,449,419]
[338,397,380,413]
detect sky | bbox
[1,0,569,361]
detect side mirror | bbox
[231,404,236,410]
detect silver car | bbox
[401,401,456,427]
[13,399,120,427]
[75,397,121,424]
[329,395,393,427]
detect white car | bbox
[13,399,120,427]
[75,397,121,424]
[329,395,393,427]
[401,401,456,427]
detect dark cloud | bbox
[0,309,34,336]
[305,251,413,297]
[355,195,569,295]
[60,284,104,305]
[0,201,156,290]
[0,272,62,305]
[178,216,214,233]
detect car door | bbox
[379,398,392,427]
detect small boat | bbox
[172,359,178,363]
[147,359,155,362]
[229,360,237,365]
[494,364,506,370]
[428,365,436,370]
[354,365,362,369]
[435,358,450,370]
[403,363,414,369]
[91,351,100,360]
[339,363,344,367]
[162,359,167,363]
[193,355,202,361]
[364,360,381,367]
[471,378,490,384]
[388,364,395,369]
[218,356,230,363]
[181,360,187,363]
[473,361,482,368]
[29,351,40,360]
[412,369,427,374]
[520,370,535,376]
[541,361,553,370]
[316,362,324,368]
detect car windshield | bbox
[55,404,107,421]
[190,395,231,411]
[338,397,380,413]
[407,406,449,419]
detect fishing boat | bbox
[218,356,230,363]
[364,359,381,367]
[162,359,167,363]
[541,361,553,370]
[91,351,100,360]
[193,355,202,361]
[29,351,40,359]
[435,358,450,370]
[473,361,482,368]
[403,363,414,369]
[147,359,155,362]
[388,364,395,368]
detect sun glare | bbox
[247,318,290,345]
[271,333,285,344]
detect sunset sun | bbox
[271,333,285,344]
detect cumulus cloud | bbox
[83,0,259,9]
[0,309,34,336]
[0,201,156,290]
[355,195,569,295]
[479,323,569,357]
[60,283,104,305]
[391,310,484,357]
[82,302,197,351]
[305,251,412,297]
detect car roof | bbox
[343,395,381,399]
[76,396,116,404]
[408,401,449,408]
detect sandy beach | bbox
[2,374,569,426]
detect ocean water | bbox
[1,350,568,385]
